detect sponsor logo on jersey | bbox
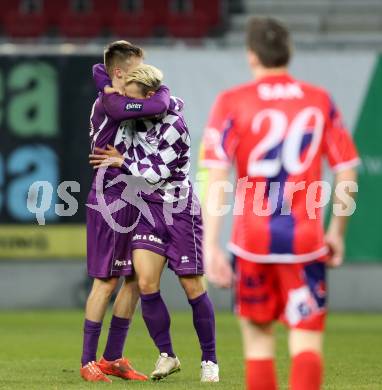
[114,259,127,267]
[132,233,163,245]
[181,255,189,263]
[125,102,143,111]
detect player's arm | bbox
[201,166,233,288]
[199,92,236,288]
[89,128,181,184]
[323,98,360,267]
[326,167,358,267]
[102,86,170,121]
[122,123,184,183]
[92,63,171,120]
[121,147,176,185]
[92,63,115,93]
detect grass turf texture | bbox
[0,311,381,389]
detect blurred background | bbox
[0,0,382,312]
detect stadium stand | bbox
[57,0,104,38]
[2,0,48,38]
[106,0,166,38]
[1,0,381,48]
[227,0,382,48]
[0,0,228,40]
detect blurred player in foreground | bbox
[81,41,170,382]
[200,17,359,390]
[90,64,219,382]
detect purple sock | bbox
[103,315,130,361]
[140,291,175,357]
[81,319,102,366]
[188,292,217,363]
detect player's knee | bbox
[240,319,275,359]
[137,278,160,295]
[241,318,273,336]
[91,278,118,298]
[121,277,139,294]
[289,329,323,356]
[179,276,205,300]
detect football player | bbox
[200,17,359,390]
[81,41,169,383]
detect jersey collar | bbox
[255,72,293,84]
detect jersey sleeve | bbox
[102,85,170,121]
[200,92,238,169]
[322,99,360,172]
[92,63,111,92]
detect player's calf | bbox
[81,278,120,369]
[85,278,119,322]
[289,329,323,390]
[241,319,277,390]
[180,276,219,381]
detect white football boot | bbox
[201,360,220,382]
[150,353,181,380]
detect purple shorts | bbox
[131,196,204,276]
[86,189,138,279]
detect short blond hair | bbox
[125,64,163,95]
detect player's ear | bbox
[146,91,155,98]
[247,50,260,69]
[114,67,123,79]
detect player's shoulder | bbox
[216,81,258,102]
[162,106,188,136]
[100,91,120,104]
[217,78,331,101]
[92,95,104,114]
[169,96,185,112]
[294,78,331,102]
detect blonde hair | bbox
[125,64,163,94]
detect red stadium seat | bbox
[0,0,18,23]
[166,10,209,38]
[91,0,118,26]
[58,11,103,38]
[44,0,68,26]
[194,0,223,29]
[3,2,48,38]
[0,0,223,39]
[57,0,103,38]
[106,0,167,38]
[109,13,156,38]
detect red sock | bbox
[290,351,322,390]
[246,359,277,390]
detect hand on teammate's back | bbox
[204,245,233,288]
[89,145,124,169]
[104,86,118,94]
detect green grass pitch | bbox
[0,311,381,389]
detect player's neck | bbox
[111,78,125,94]
[253,67,289,81]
